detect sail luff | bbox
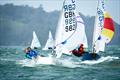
[92,0,105,53]
[54,0,66,58]
[55,0,66,47]
[92,0,99,53]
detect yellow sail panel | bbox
[101,11,115,43]
[104,11,112,18]
[102,28,114,41]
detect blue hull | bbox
[82,52,101,61]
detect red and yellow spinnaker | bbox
[102,11,115,43]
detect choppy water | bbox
[0,46,120,80]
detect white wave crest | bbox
[80,56,119,65]
[17,55,55,67]
[17,55,119,68]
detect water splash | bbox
[17,55,55,67]
[80,56,119,65]
[16,55,119,68]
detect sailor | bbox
[78,44,84,55]
[70,44,85,57]
[24,47,38,59]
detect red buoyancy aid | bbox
[78,46,84,55]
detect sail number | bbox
[64,2,76,32]
[97,0,104,27]
[65,24,76,32]
[65,16,76,32]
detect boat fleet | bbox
[26,0,115,62]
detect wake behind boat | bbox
[18,55,55,67]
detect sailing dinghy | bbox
[82,0,115,61]
[23,31,54,65]
[54,0,88,58]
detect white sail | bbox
[76,14,88,48]
[43,31,54,50]
[54,0,88,58]
[92,0,105,53]
[30,31,41,49]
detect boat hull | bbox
[82,52,101,61]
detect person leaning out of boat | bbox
[70,44,85,57]
[24,47,38,59]
[78,44,84,55]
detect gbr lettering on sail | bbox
[64,0,76,32]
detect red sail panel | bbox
[104,18,114,32]
[101,11,115,43]
[104,11,114,32]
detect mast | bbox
[92,0,105,53]
[92,0,99,53]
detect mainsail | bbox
[92,0,114,53]
[54,0,88,58]
[92,0,105,53]
[30,31,41,49]
[43,31,54,50]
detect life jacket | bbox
[25,54,32,59]
[71,45,84,57]
[78,46,84,55]
[29,50,38,57]
[26,50,38,59]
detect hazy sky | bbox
[0,0,120,24]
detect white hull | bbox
[18,55,55,67]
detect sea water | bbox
[0,46,120,80]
